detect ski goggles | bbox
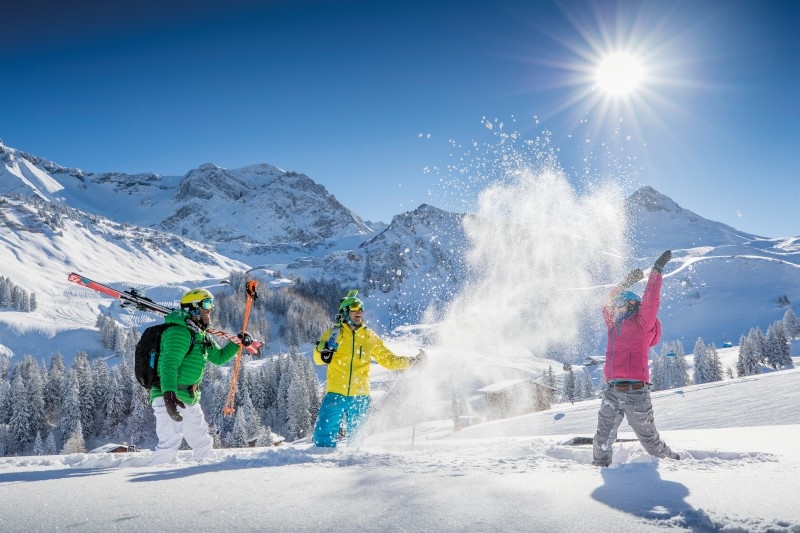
[346,303,363,312]
[199,298,215,310]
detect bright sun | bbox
[595,52,644,96]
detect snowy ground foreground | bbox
[1,366,799,532]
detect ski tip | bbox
[562,437,594,446]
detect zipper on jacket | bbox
[347,331,355,395]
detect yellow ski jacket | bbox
[313,323,412,396]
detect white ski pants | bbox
[148,397,214,466]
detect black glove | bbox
[653,250,672,273]
[317,340,335,364]
[163,391,186,422]
[411,349,428,367]
[619,268,644,289]
[237,331,254,347]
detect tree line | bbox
[0,346,322,456]
[0,275,37,312]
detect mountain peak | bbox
[627,186,682,213]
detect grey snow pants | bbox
[592,385,675,466]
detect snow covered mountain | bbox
[1,139,798,364]
[0,142,372,258]
[626,186,761,253]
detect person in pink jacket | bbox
[592,250,680,467]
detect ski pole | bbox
[223,279,258,417]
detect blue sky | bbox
[2,0,798,236]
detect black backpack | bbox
[134,323,195,389]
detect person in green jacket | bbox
[148,288,253,466]
[312,290,425,447]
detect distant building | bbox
[477,379,549,419]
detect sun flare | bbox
[595,52,644,96]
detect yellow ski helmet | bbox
[180,288,215,310]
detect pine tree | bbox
[60,371,82,444]
[301,354,322,422]
[61,420,86,454]
[115,355,135,418]
[0,353,9,380]
[276,357,292,436]
[230,410,250,447]
[581,369,594,399]
[0,276,8,307]
[129,387,148,447]
[738,335,762,376]
[45,353,66,425]
[71,351,96,434]
[9,374,33,451]
[287,367,312,440]
[258,426,275,447]
[0,372,11,425]
[33,432,43,455]
[783,308,800,339]
[650,346,667,390]
[241,389,262,440]
[707,344,724,382]
[692,338,712,385]
[92,359,111,432]
[765,322,794,370]
[24,359,46,439]
[104,373,126,438]
[45,431,57,455]
[562,368,577,403]
[545,366,557,405]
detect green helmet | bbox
[338,289,363,312]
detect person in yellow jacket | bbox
[312,290,425,447]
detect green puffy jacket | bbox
[149,309,239,405]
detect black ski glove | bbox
[317,340,336,364]
[163,391,186,422]
[237,331,254,347]
[619,269,644,289]
[653,250,672,273]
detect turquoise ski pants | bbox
[313,392,371,447]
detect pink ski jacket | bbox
[603,270,663,383]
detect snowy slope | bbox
[0,195,247,359]
[0,356,797,533]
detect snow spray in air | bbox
[365,123,635,442]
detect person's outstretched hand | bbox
[653,250,672,273]
[620,268,644,289]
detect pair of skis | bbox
[68,272,262,416]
